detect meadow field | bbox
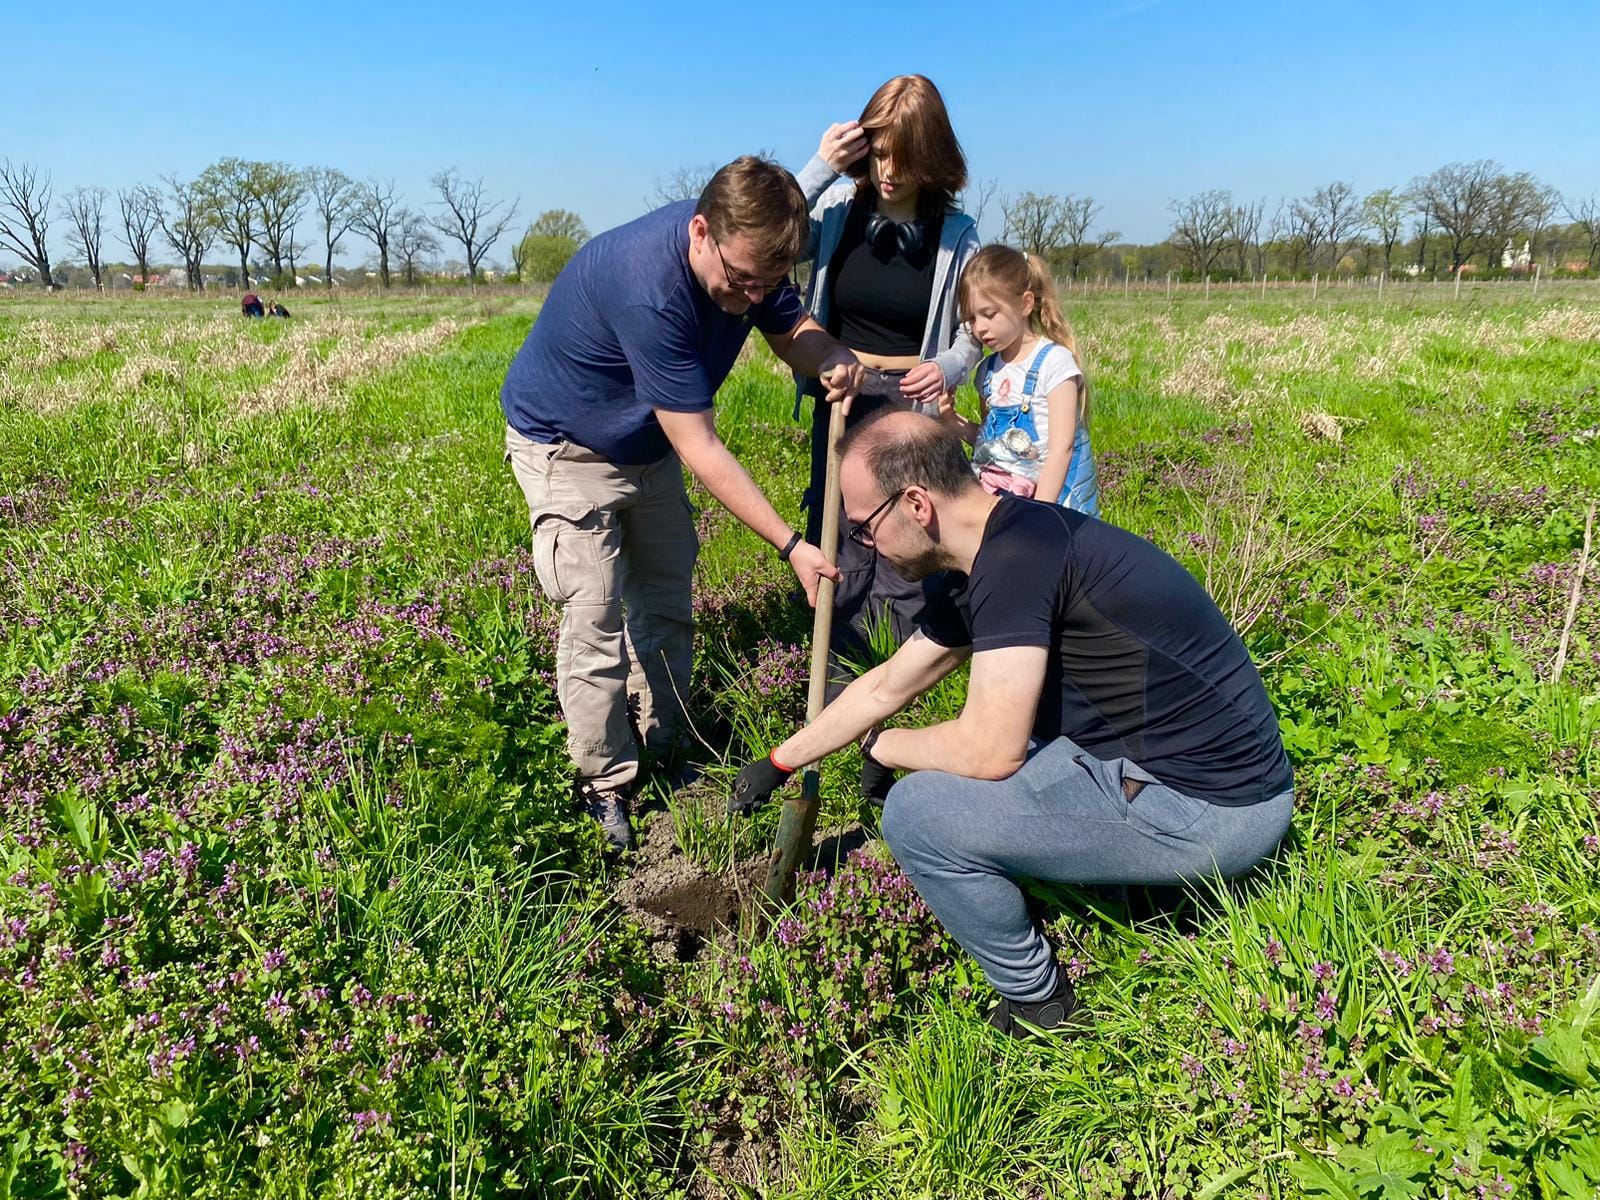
[2,287,1598,1198]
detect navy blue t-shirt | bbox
[500,200,806,465]
[918,497,1293,806]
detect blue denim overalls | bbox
[974,342,1099,516]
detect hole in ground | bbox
[635,874,741,937]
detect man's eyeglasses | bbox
[712,236,787,296]
[847,490,906,549]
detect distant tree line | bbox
[994,161,1599,283]
[4,155,1598,291]
[0,158,550,292]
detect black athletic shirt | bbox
[917,496,1293,806]
[827,199,941,357]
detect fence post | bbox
[1204,274,1211,300]
[1532,262,1542,299]
[1377,270,1385,300]
[1166,271,1172,301]
[1454,266,1463,300]
[1312,272,1319,301]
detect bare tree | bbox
[351,178,401,288]
[649,163,717,208]
[1002,192,1069,259]
[1409,160,1500,271]
[1058,195,1118,281]
[286,228,306,280]
[160,174,216,290]
[428,168,518,284]
[253,162,306,280]
[393,209,439,286]
[1168,190,1233,279]
[509,230,531,281]
[0,160,55,288]
[118,185,163,286]
[1226,198,1267,278]
[1566,194,1600,271]
[1362,188,1407,274]
[1523,182,1561,265]
[200,158,261,289]
[1264,201,1290,274]
[1284,197,1325,275]
[304,167,357,289]
[1307,181,1364,271]
[1481,170,1547,270]
[963,177,1000,234]
[61,185,109,291]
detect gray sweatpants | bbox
[880,736,1293,1002]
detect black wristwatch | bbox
[778,531,803,562]
[862,727,882,761]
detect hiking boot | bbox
[985,966,1087,1041]
[577,783,635,852]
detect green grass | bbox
[2,288,1599,1198]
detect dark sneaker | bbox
[986,968,1086,1041]
[577,784,634,852]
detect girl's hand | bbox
[899,361,946,406]
[819,121,869,174]
[936,391,959,420]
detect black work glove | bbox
[729,754,794,815]
[859,728,897,805]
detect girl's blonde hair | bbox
[958,244,1087,421]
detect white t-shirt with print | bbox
[979,339,1083,452]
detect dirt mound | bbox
[616,807,868,963]
[615,812,767,961]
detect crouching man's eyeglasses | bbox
[847,490,906,549]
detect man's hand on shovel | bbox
[819,354,863,416]
[787,541,840,607]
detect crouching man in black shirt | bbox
[730,412,1293,1037]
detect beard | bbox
[886,526,948,581]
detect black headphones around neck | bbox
[864,208,925,257]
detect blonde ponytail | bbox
[1022,253,1088,426]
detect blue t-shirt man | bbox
[500,157,864,853]
[502,200,805,465]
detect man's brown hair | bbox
[845,75,968,216]
[841,410,980,500]
[695,156,810,273]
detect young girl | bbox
[947,246,1099,515]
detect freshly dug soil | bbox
[615,806,867,962]
[615,812,767,961]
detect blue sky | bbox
[5,0,1598,266]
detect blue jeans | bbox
[880,736,1293,1003]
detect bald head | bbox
[839,411,981,502]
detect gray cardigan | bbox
[792,153,982,417]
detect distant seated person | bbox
[241,292,265,318]
[269,301,290,318]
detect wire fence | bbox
[1056,271,1600,306]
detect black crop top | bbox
[827,199,942,357]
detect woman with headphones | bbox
[793,75,982,753]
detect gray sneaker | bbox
[577,784,634,852]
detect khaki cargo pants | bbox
[505,424,698,791]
